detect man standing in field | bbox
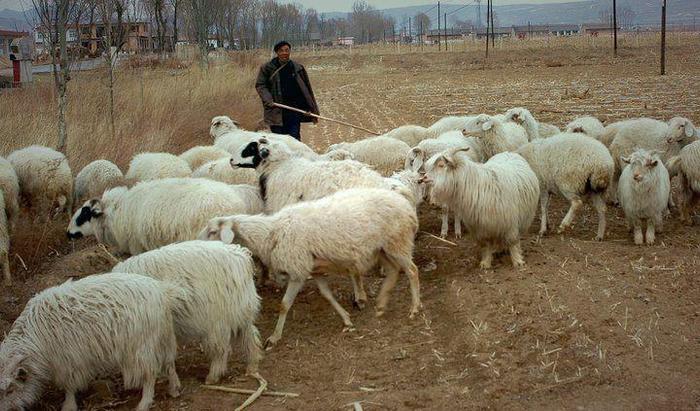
[255,40,319,141]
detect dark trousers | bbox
[270,110,302,141]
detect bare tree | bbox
[31,0,88,152]
[619,6,636,29]
[414,12,430,34]
[186,0,219,66]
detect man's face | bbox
[276,45,291,62]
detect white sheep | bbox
[517,133,614,240]
[0,272,181,411]
[210,115,240,139]
[504,107,560,140]
[565,116,606,141]
[427,115,475,138]
[125,152,192,182]
[326,136,411,177]
[422,147,539,269]
[67,178,264,255]
[0,156,19,233]
[192,157,258,186]
[0,191,10,284]
[237,139,395,213]
[618,150,670,245]
[112,240,262,384]
[7,145,72,218]
[667,140,700,225]
[179,145,230,170]
[73,159,124,208]
[382,124,430,147]
[608,117,696,202]
[319,148,355,161]
[198,187,421,348]
[461,114,529,160]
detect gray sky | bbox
[1,0,587,12]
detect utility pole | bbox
[409,17,412,44]
[490,0,495,47]
[485,0,490,57]
[421,19,424,50]
[438,2,441,51]
[660,0,666,75]
[444,12,447,51]
[613,0,618,56]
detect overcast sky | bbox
[1,0,587,12]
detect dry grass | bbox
[0,53,267,172]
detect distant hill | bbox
[321,0,699,29]
[0,8,33,31]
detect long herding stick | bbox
[272,102,381,135]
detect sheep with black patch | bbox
[422,147,539,269]
[112,240,262,384]
[7,145,72,218]
[0,272,181,411]
[67,178,263,255]
[192,157,258,185]
[125,152,192,182]
[73,159,124,209]
[198,187,421,348]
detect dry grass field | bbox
[0,33,699,410]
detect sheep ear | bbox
[685,121,695,138]
[621,156,630,164]
[482,120,494,131]
[219,222,235,244]
[89,199,104,217]
[232,119,241,127]
[648,159,659,167]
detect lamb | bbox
[125,152,192,182]
[618,150,670,245]
[192,157,258,185]
[0,272,181,411]
[608,117,696,202]
[326,136,411,176]
[382,124,430,147]
[67,178,264,255]
[504,107,560,140]
[0,191,10,284]
[565,116,606,141]
[422,147,539,269]
[198,188,421,347]
[7,145,73,218]
[179,145,230,170]
[667,140,700,225]
[461,114,529,160]
[73,159,124,208]
[236,139,404,213]
[517,133,614,240]
[0,156,19,232]
[112,240,262,384]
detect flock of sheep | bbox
[0,108,697,410]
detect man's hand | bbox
[263,100,276,109]
[312,118,319,124]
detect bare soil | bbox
[2,42,699,410]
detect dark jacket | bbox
[255,58,319,127]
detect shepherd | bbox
[255,40,319,141]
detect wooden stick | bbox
[272,102,381,136]
[420,231,458,247]
[202,384,300,398]
[235,373,268,411]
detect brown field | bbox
[1,33,699,410]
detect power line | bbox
[446,1,477,17]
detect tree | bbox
[619,6,636,29]
[186,0,219,66]
[414,12,430,37]
[31,0,89,153]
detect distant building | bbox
[580,23,616,36]
[0,29,29,57]
[336,36,354,46]
[512,24,580,38]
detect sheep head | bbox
[621,149,662,184]
[420,147,471,184]
[0,353,40,410]
[209,115,240,139]
[66,198,105,239]
[405,147,426,172]
[665,117,696,145]
[504,107,529,125]
[198,216,237,244]
[462,114,495,137]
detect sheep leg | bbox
[440,205,449,238]
[633,225,644,245]
[454,209,462,239]
[350,272,367,310]
[592,193,607,241]
[538,192,550,237]
[136,374,156,411]
[376,255,401,318]
[167,361,181,398]
[677,179,693,225]
[508,241,525,268]
[265,278,305,349]
[1,253,10,285]
[61,391,78,411]
[645,221,656,245]
[239,324,263,376]
[314,276,355,331]
[205,333,231,385]
[558,196,583,233]
[479,246,494,269]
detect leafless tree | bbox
[30,0,89,152]
[619,6,636,29]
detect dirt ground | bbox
[2,40,700,410]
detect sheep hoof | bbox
[375,309,385,318]
[352,299,366,310]
[168,385,181,398]
[409,309,419,319]
[204,375,220,385]
[594,235,604,242]
[264,336,279,350]
[342,325,356,333]
[556,225,569,234]
[479,262,492,270]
